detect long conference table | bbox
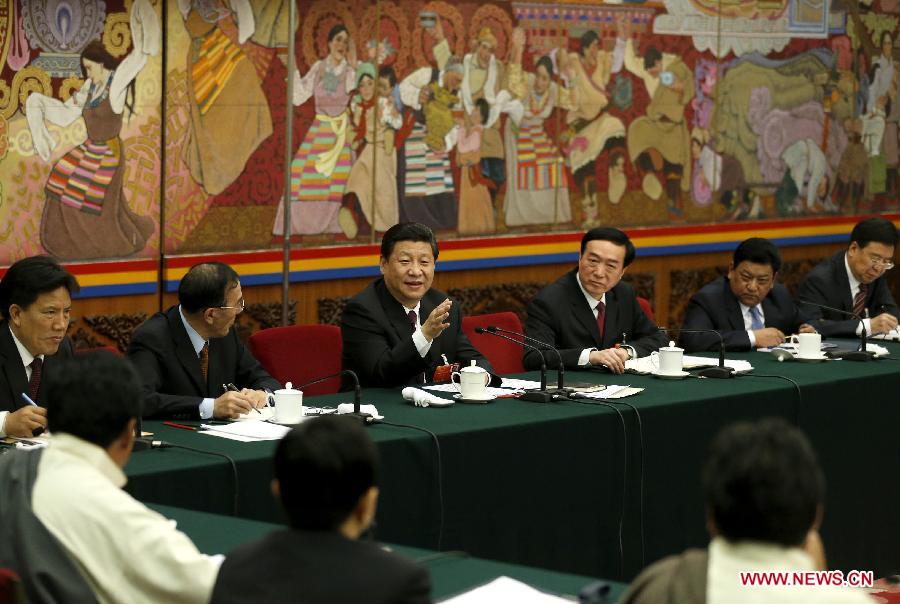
[150,503,627,601]
[125,341,900,583]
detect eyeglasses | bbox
[864,252,895,270]
[218,298,245,313]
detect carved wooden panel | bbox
[80,313,149,352]
[780,258,826,296]
[621,273,656,310]
[318,297,350,326]
[242,301,297,331]
[668,267,726,329]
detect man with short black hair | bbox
[0,256,79,438]
[30,352,221,603]
[525,227,666,374]
[797,217,898,337]
[210,415,431,604]
[341,222,491,387]
[620,418,873,604]
[681,238,813,352]
[127,262,279,419]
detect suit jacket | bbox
[681,277,808,352]
[126,306,280,419]
[341,278,492,388]
[524,269,667,370]
[0,321,74,413]
[797,250,899,337]
[210,529,432,604]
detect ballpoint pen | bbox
[224,383,262,414]
[20,393,46,436]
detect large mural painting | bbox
[0,0,898,265]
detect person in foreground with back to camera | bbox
[524,227,667,374]
[30,352,222,603]
[619,418,874,604]
[680,237,815,352]
[0,256,78,439]
[341,222,493,387]
[127,261,280,420]
[210,415,432,604]
[797,216,899,337]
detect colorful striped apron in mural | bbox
[515,122,567,191]
[403,123,454,197]
[45,137,120,215]
[290,112,352,203]
[191,26,244,116]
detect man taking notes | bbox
[128,262,279,419]
[525,227,666,374]
[211,415,432,604]
[341,222,492,387]
[681,238,813,352]
[0,256,78,438]
[797,217,898,337]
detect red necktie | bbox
[596,301,606,342]
[852,283,868,317]
[28,357,42,402]
[199,342,209,382]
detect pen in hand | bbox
[20,393,46,437]
[224,382,261,414]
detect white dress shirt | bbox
[32,433,222,604]
[178,305,215,419]
[707,537,873,604]
[739,303,765,348]
[844,253,872,335]
[402,301,432,358]
[0,329,44,438]
[575,273,606,366]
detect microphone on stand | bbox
[660,327,734,378]
[485,326,566,391]
[797,299,877,361]
[474,327,554,402]
[296,369,373,423]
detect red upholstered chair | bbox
[0,568,21,604]
[248,325,342,396]
[462,312,526,375]
[75,345,121,356]
[637,296,655,323]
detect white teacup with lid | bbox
[451,361,491,400]
[650,341,684,375]
[273,382,304,424]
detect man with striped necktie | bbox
[798,217,898,338]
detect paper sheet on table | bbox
[871,328,900,342]
[234,406,275,421]
[200,420,290,442]
[626,355,753,374]
[424,384,522,397]
[572,385,644,399]
[440,576,570,604]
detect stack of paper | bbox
[572,385,644,399]
[626,355,753,374]
[440,576,571,603]
[200,420,290,442]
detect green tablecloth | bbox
[126,341,900,581]
[150,503,627,602]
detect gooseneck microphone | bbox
[660,327,733,378]
[485,326,566,391]
[295,369,372,423]
[474,327,553,402]
[797,299,876,361]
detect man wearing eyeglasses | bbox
[797,217,899,337]
[681,238,814,352]
[127,262,279,419]
[524,227,667,374]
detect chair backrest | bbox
[248,325,342,396]
[637,296,655,323]
[461,312,526,375]
[0,568,21,604]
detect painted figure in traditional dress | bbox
[456,99,496,236]
[273,24,357,237]
[339,63,403,239]
[178,0,272,196]
[395,19,464,231]
[504,27,572,226]
[25,1,158,260]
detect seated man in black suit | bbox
[341,222,491,387]
[127,262,280,419]
[797,217,898,337]
[525,227,667,374]
[0,256,78,438]
[681,238,812,352]
[211,415,432,604]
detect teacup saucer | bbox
[651,370,690,379]
[453,393,497,403]
[795,353,828,362]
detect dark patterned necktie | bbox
[596,301,606,342]
[407,310,426,384]
[28,357,42,402]
[199,341,209,382]
[852,283,868,318]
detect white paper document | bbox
[424,384,522,397]
[872,328,900,342]
[626,355,753,374]
[440,576,571,604]
[200,420,290,442]
[572,385,644,399]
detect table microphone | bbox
[484,326,566,391]
[797,299,876,361]
[659,327,733,378]
[295,369,373,423]
[473,327,554,402]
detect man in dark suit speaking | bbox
[127,262,279,419]
[797,217,898,337]
[341,222,491,387]
[210,415,431,604]
[0,256,78,438]
[681,238,813,352]
[525,227,666,374]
